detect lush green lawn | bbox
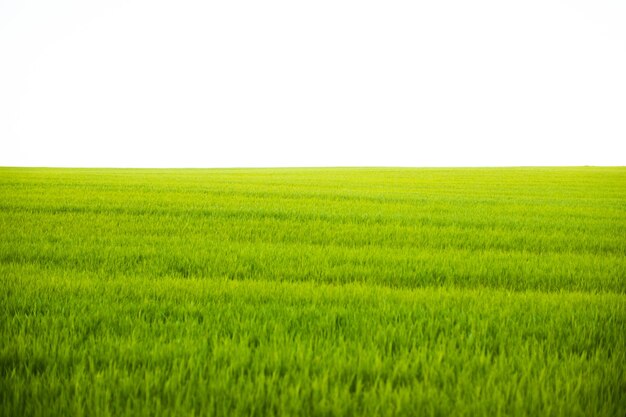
[1,167,625,416]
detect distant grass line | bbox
[1,167,624,293]
[1,167,625,416]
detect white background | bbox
[1,0,625,167]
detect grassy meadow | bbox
[1,167,625,416]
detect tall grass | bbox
[1,167,625,416]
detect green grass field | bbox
[1,167,625,416]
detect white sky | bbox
[1,0,625,168]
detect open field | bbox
[1,167,625,416]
